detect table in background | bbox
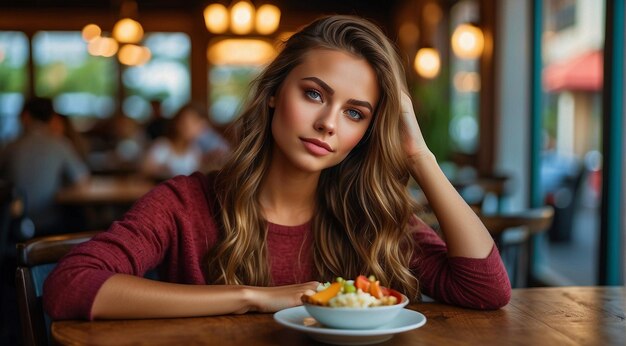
[52,286,626,345]
[56,175,154,206]
[55,175,155,230]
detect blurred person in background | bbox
[85,112,147,175]
[141,103,208,180]
[145,100,170,141]
[197,108,231,172]
[0,97,90,236]
[50,112,91,163]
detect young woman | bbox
[44,15,510,321]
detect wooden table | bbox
[56,175,155,206]
[51,286,625,345]
[55,175,155,230]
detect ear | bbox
[269,96,275,108]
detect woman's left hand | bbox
[400,92,432,161]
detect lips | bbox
[301,137,334,156]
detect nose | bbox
[313,107,338,135]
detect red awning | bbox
[542,50,603,92]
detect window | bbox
[449,0,481,154]
[208,65,261,125]
[537,0,605,285]
[546,0,577,32]
[122,32,191,121]
[0,31,29,144]
[32,31,117,118]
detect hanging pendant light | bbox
[113,18,144,44]
[118,44,151,66]
[230,1,255,35]
[451,23,484,59]
[414,47,441,79]
[81,24,101,42]
[204,3,229,34]
[204,1,281,36]
[255,4,281,35]
[88,36,119,57]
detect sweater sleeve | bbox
[410,216,512,310]
[42,174,207,321]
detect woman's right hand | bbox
[245,281,319,313]
[399,91,431,163]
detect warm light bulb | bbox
[207,39,276,65]
[88,36,118,57]
[230,1,255,35]
[414,48,440,79]
[204,3,229,34]
[81,24,102,42]
[255,4,281,35]
[451,24,484,59]
[118,44,151,66]
[113,18,144,43]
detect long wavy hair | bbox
[208,15,421,301]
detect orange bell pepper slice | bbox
[307,282,342,305]
[370,280,383,299]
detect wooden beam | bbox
[478,0,498,175]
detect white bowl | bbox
[303,293,409,329]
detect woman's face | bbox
[270,48,379,173]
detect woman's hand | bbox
[400,92,432,162]
[246,281,319,313]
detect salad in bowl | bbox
[301,275,409,329]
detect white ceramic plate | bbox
[273,306,427,345]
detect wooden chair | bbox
[462,173,513,213]
[15,230,100,346]
[478,206,555,288]
[0,180,13,272]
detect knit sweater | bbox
[43,172,511,320]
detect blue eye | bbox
[305,90,322,101]
[346,109,363,120]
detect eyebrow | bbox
[302,77,374,113]
[347,99,373,113]
[302,77,334,95]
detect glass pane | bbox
[32,31,117,118]
[539,0,604,285]
[122,32,191,121]
[0,31,29,144]
[449,0,481,154]
[209,65,261,125]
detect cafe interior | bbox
[0,0,624,345]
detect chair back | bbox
[15,230,100,346]
[478,206,554,288]
[0,181,12,268]
[1,181,35,268]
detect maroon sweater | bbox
[43,173,511,320]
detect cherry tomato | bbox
[355,275,371,293]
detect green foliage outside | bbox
[411,67,452,162]
[34,57,117,97]
[0,63,27,93]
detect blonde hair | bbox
[208,15,421,300]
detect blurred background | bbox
[0,0,624,343]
